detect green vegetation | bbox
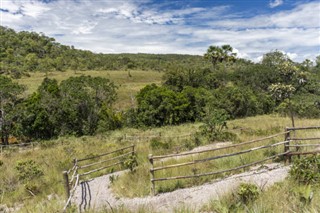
[202,156,320,213]
[0,26,207,78]
[1,27,320,212]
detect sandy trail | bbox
[73,164,289,212]
[73,142,290,212]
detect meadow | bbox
[0,69,318,212]
[15,70,163,110]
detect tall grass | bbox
[0,115,319,212]
[15,70,163,110]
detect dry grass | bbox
[1,115,319,212]
[15,70,163,110]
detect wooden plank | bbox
[152,151,289,182]
[287,126,320,131]
[152,132,289,160]
[288,151,320,156]
[78,151,133,169]
[77,145,134,162]
[290,137,320,141]
[79,161,123,177]
[286,144,320,147]
[152,141,288,172]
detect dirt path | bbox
[72,142,290,212]
[73,163,289,212]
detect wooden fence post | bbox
[284,128,291,163]
[148,154,155,196]
[132,144,135,157]
[62,171,70,203]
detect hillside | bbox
[0,26,207,78]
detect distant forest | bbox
[0,26,207,78]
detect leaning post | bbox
[148,154,155,196]
[62,171,70,203]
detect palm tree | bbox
[204,45,237,71]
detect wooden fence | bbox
[148,126,320,195]
[285,126,320,160]
[0,142,38,155]
[62,144,135,211]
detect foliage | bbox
[123,155,138,172]
[237,183,260,204]
[210,85,272,118]
[204,44,237,69]
[200,109,230,140]
[15,160,44,182]
[18,76,118,139]
[290,155,320,185]
[135,84,191,126]
[0,75,25,145]
[0,26,208,78]
[150,138,170,150]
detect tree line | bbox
[0,26,207,78]
[1,27,320,144]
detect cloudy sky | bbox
[1,0,319,62]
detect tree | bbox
[135,84,190,126]
[268,59,308,127]
[20,78,61,139]
[59,76,117,135]
[204,44,237,70]
[0,76,24,145]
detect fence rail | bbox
[148,126,320,195]
[152,131,288,160]
[62,144,135,212]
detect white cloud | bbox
[269,0,284,8]
[1,0,319,62]
[211,2,320,29]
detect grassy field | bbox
[15,70,163,110]
[1,115,319,212]
[5,70,320,212]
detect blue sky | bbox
[1,0,319,62]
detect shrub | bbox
[123,155,138,172]
[237,183,260,204]
[290,155,320,185]
[150,138,170,150]
[15,160,44,182]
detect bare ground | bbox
[73,163,289,212]
[72,142,290,212]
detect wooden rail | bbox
[152,131,288,160]
[62,144,135,211]
[152,151,289,182]
[148,126,320,196]
[284,126,320,160]
[151,141,287,172]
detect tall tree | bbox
[0,76,24,145]
[204,44,237,70]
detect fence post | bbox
[284,127,291,164]
[62,171,70,203]
[132,144,135,157]
[148,154,155,196]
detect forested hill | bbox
[0,26,207,78]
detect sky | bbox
[1,0,320,62]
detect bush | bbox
[150,138,170,150]
[290,155,320,185]
[200,109,236,141]
[15,160,44,182]
[123,155,138,172]
[237,183,260,204]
